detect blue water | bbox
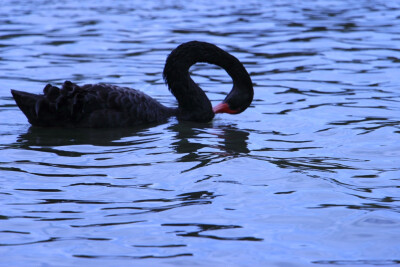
[1,1,400,266]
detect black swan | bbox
[11,41,254,128]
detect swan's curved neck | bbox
[163,41,253,122]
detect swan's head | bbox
[213,84,253,114]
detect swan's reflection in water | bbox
[12,121,251,181]
[13,124,164,158]
[16,126,150,147]
[168,122,250,172]
[172,122,250,154]
[15,121,249,161]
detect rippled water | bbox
[1,0,400,266]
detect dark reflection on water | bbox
[169,122,250,172]
[98,191,219,218]
[1,0,400,266]
[162,223,263,241]
[15,125,157,150]
[73,252,193,260]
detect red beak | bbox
[213,102,238,114]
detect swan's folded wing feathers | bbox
[34,98,43,117]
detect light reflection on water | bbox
[0,0,400,266]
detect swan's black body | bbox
[12,82,174,127]
[11,41,253,128]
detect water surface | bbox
[1,0,400,266]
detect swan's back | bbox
[11,81,174,128]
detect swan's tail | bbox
[11,89,56,126]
